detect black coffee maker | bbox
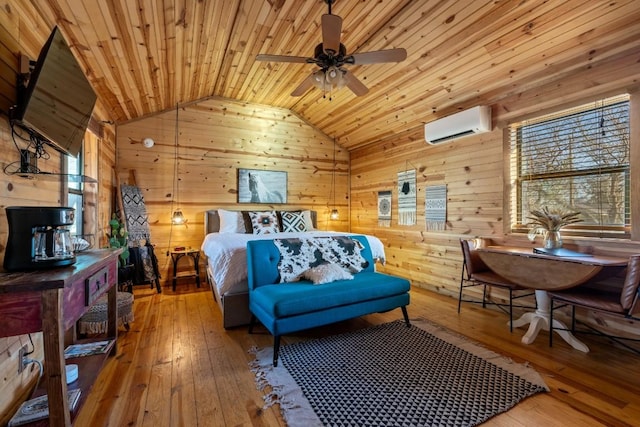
[3,206,76,271]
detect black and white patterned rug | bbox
[251,319,548,427]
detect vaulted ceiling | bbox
[15,0,640,150]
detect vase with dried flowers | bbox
[526,206,582,249]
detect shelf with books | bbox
[8,389,81,427]
[15,339,118,426]
[64,339,114,359]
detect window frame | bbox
[65,145,85,236]
[508,94,631,239]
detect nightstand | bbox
[170,248,201,291]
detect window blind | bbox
[509,94,630,238]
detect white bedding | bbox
[201,232,386,296]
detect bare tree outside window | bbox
[511,96,630,237]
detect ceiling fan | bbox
[256,0,407,97]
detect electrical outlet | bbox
[17,344,28,373]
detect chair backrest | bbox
[621,255,640,314]
[460,238,491,277]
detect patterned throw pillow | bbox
[249,211,280,234]
[281,211,308,232]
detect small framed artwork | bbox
[238,168,287,203]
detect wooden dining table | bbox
[476,245,628,352]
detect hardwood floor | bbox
[76,281,640,427]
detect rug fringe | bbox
[248,347,324,426]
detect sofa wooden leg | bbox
[401,306,410,327]
[248,315,257,334]
[273,335,281,367]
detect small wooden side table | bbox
[170,248,201,291]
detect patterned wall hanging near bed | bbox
[238,169,287,203]
[397,169,416,225]
[425,184,447,230]
[377,190,392,227]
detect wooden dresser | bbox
[0,249,122,426]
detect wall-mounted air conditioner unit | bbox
[424,106,491,145]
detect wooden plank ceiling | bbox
[22,0,640,150]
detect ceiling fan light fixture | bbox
[256,0,406,98]
[326,66,339,81]
[310,66,346,92]
[312,69,328,90]
[335,68,347,89]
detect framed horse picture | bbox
[238,168,287,203]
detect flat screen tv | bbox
[13,26,97,158]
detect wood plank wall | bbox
[116,97,350,283]
[351,129,504,295]
[350,95,640,336]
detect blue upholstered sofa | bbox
[246,235,411,366]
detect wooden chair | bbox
[549,254,640,354]
[459,238,535,332]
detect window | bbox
[66,150,84,236]
[509,94,630,238]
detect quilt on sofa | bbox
[274,236,370,282]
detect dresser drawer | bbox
[85,266,110,306]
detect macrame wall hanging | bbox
[425,184,447,230]
[397,169,416,225]
[377,190,392,227]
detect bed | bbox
[201,209,387,328]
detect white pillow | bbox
[302,210,315,230]
[218,209,245,233]
[302,263,353,285]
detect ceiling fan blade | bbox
[343,72,368,96]
[349,48,407,65]
[321,14,342,54]
[291,73,316,97]
[256,54,311,63]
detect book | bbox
[64,339,113,359]
[8,388,81,427]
